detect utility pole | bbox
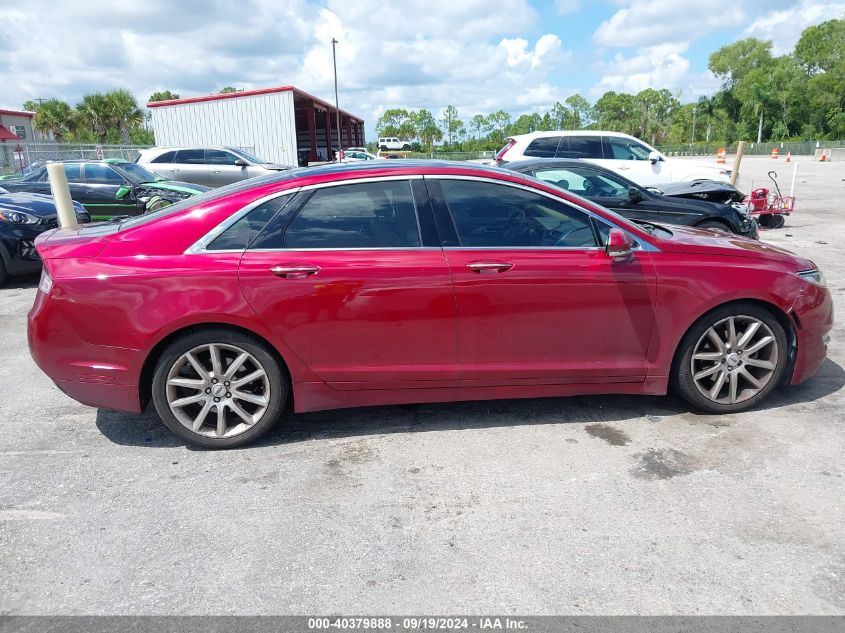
[691,107,697,145]
[331,38,342,155]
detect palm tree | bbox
[77,93,111,144]
[32,99,76,143]
[105,90,142,145]
[697,96,717,143]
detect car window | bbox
[150,150,177,163]
[439,179,598,248]
[524,136,561,158]
[84,164,124,184]
[173,149,206,164]
[285,180,420,249]
[206,150,239,166]
[206,194,294,251]
[532,168,589,193]
[604,136,651,160]
[559,136,604,159]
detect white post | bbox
[789,162,799,198]
[47,163,78,229]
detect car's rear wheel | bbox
[673,303,788,413]
[151,329,287,448]
[0,257,7,287]
[379,145,388,151]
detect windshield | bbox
[112,162,164,184]
[228,148,268,164]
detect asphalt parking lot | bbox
[1,155,843,615]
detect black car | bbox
[0,186,90,285]
[1,159,209,220]
[506,159,758,239]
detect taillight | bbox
[495,139,516,165]
[38,269,53,294]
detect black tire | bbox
[672,302,789,414]
[402,144,411,151]
[696,220,730,233]
[0,257,7,287]
[379,145,388,151]
[151,328,287,448]
[769,214,786,229]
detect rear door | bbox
[237,177,459,389]
[169,149,209,186]
[601,136,669,186]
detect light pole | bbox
[331,38,341,156]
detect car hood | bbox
[653,224,813,269]
[141,180,210,194]
[658,179,745,202]
[0,191,86,217]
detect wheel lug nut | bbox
[224,381,230,386]
[205,388,211,394]
[226,392,232,398]
[212,378,218,384]
[214,397,220,403]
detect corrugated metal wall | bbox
[150,91,299,165]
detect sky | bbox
[1,0,842,138]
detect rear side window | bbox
[284,181,420,249]
[173,149,205,164]
[559,136,604,159]
[523,136,561,158]
[206,194,294,251]
[63,164,82,182]
[603,136,651,160]
[151,151,177,163]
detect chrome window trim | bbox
[184,187,301,254]
[426,174,661,252]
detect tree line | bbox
[376,19,845,151]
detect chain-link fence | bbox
[0,142,152,177]
[656,140,845,157]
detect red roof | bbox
[0,125,20,141]
[0,109,34,118]
[146,85,364,122]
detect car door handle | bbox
[270,265,320,279]
[617,165,630,170]
[466,261,513,274]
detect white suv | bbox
[496,131,731,186]
[377,137,411,151]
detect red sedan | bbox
[28,161,832,448]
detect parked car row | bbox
[28,160,831,448]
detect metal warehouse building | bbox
[147,86,365,167]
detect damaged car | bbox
[0,159,209,219]
[507,159,757,239]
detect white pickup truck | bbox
[378,137,411,151]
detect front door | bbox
[80,163,138,218]
[429,177,657,386]
[237,178,459,389]
[205,149,247,187]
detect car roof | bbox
[509,130,639,142]
[36,159,132,166]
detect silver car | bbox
[136,146,293,188]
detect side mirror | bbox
[648,151,661,164]
[234,158,249,167]
[606,228,634,262]
[115,184,131,199]
[628,186,643,203]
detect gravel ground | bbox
[1,156,843,615]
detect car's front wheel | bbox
[673,303,788,413]
[151,329,287,448]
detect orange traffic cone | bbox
[820,150,827,162]
[785,151,791,163]
[771,147,779,159]
[716,148,726,164]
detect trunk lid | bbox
[34,222,121,259]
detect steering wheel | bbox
[552,226,595,247]
[582,179,596,196]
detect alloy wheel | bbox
[690,315,779,405]
[165,343,271,438]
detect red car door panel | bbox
[430,177,657,386]
[237,179,459,389]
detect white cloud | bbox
[593,0,795,48]
[743,1,845,54]
[555,0,580,15]
[0,0,575,135]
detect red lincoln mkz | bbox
[28,161,832,448]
